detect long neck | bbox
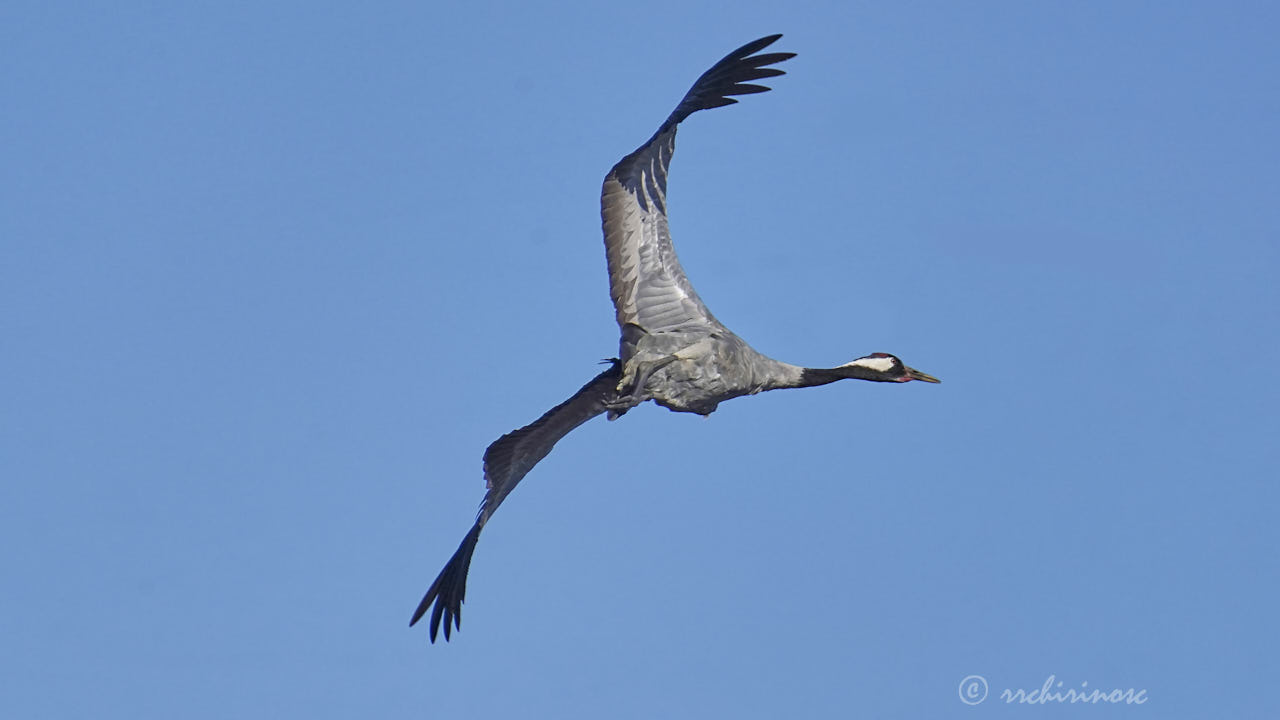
[793,364,890,388]
[751,359,885,392]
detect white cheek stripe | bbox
[842,356,896,372]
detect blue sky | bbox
[3,2,1277,717]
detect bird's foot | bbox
[603,394,642,420]
[611,356,676,403]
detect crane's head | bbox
[840,353,940,383]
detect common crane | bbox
[412,34,939,642]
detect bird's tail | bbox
[409,523,482,642]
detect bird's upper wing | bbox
[410,362,621,641]
[601,35,794,336]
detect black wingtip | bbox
[660,34,795,131]
[411,524,483,643]
[734,34,784,57]
[608,36,794,214]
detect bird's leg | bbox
[627,355,678,397]
[604,355,677,412]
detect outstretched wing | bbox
[601,35,794,337]
[410,362,621,642]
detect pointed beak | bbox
[904,366,941,384]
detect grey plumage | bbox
[411,34,939,642]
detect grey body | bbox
[411,35,938,642]
[616,325,798,416]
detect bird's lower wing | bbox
[410,361,622,641]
